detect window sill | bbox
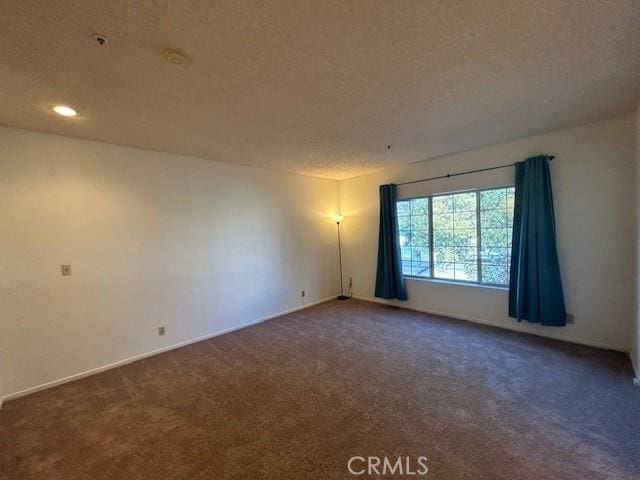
[404,276,509,291]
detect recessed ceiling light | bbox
[51,105,78,117]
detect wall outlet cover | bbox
[158,326,165,336]
[301,290,306,297]
[61,265,71,276]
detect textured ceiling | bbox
[1,1,640,179]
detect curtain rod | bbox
[397,155,555,187]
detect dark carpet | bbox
[1,299,639,479]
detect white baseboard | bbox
[353,295,628,353]
[0,295,336,408]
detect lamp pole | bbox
[336,216,349,300]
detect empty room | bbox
[2,1,640,479]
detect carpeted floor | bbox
[1,299,639,479]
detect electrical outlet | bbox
[348,277,353,288]
[566,313,575,324]
[301,290,306,298]
[61,265,71,276]
[158,326,165,336]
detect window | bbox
[397,186,514,286]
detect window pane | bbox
[411,230,429,247]
[454,211,476,229]
[432,192,479,281]
[401,260,412,276]
[398,215,411,231]
[506,187,515,211]
[433,229,453,247]
[434,262,455,279]
[412,261,430,277]
[411,215,428,231]
[482,265,509,285]
[397,200,411,215]
[433,212,453,230]
[454,246,477,263]
[399,230,411,247]
[481,209,507,228]
[412,246,429,263]
[506,209,514,228]
[479,187,514,285]
[396,197,430,278]
[455,263,478,282]
[454,192,476,212]
[453,228,477,246]
[480,189,506,210]
[410,198,428,215]
[434,246,455,263]
[481,228,510,247]
[482,246,509,265]
[432,195,453,214]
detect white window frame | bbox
[397,185,514,288]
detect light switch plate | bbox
[61,265,71,276]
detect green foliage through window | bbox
[396,186,514,286]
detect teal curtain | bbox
[375,184,407,300]
[509,155,566,326]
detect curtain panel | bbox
[375,184,408,300]
[509,155,566,326]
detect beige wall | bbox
[339,115,636,352]
[2,113,637,402]
[0,127,340,400]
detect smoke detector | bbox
[93,34,109,46]
[162,48,189,66]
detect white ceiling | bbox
[1,1,640,179]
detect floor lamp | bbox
[334,214,350,300]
